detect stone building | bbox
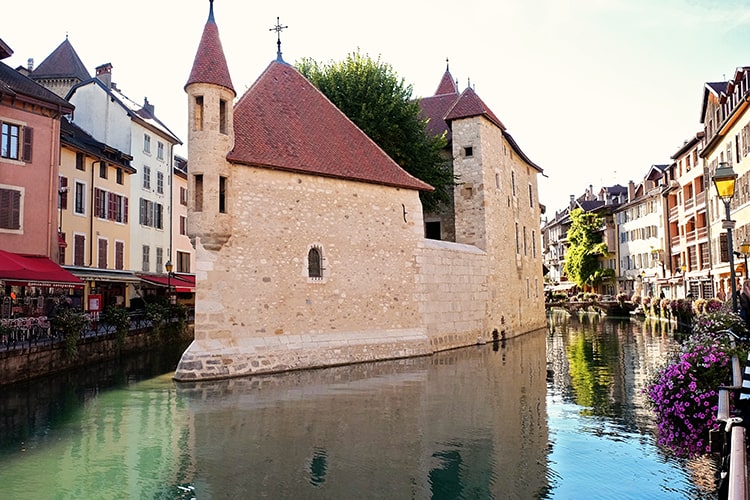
[174,2,545,381]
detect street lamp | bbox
[713,162,739,311]
[165,259,174,305]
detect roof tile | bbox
[228,60,433,192]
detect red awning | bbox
[138,273,195,293]
[0,249,84,288]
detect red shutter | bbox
[123,197,129,224]
[22,126,33,162]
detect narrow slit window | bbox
[308,247,322,278]
[194,174,203,212]
[194,96,204,131]
[219,99,228,135]
[219,176,227,213]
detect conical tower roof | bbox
[185,0,235,94]
[31,37,90,81]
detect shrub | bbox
[51,308,89,359]
[100,305,130,347]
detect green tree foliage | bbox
[563,208,613,289]
[297,51,453,212]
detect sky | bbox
[4,0,750,215]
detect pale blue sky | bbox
[4,0,750,213]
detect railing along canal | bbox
[714,330,749,500]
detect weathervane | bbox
[270,17,288,62]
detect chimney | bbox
[142,97,154,116]
[569,194,575,209]
[95,63,113,88]
[27,58,33,72]
[628,180,635,202]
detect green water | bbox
[0,317,716,499]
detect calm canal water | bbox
[0,313,719,499]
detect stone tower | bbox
[184,0,236,252]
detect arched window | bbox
[308,247,322,278]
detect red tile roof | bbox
[419,69,459,141]
[227,60,433,192]
[435,69,459,96]
[185,2,234,94]
[445,87,506,130]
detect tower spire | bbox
[270,17,288,62]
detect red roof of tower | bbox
[185,1,234,94]
[445,86,506,130]
[228,60,433,192]
[435,69,459,96]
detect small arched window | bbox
[308,247,322,278]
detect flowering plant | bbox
[645,333,734,457]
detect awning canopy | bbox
[138,273,195,293]
[0,249,84,288]
[63,266,142,284]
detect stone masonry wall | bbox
[416,239,491,350]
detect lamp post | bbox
[713,162,739,311]
[165,259,174,305]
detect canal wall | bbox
[0,325,194,386]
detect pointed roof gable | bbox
[228,60,433,192]
[445,86,506,130]
[435,68,458,96]
[419,67,460,141]
[31,38,90,82]
[185,0,235,94]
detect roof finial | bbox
[208,0,215,22]
[446,57,449,72]
[270,16,288,62]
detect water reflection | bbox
[545,310,715,499]
[175,332,549,499]
[0,316,719,499]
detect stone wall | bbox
[417,239,490,350]
[0,325,193,386]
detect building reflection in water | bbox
[176,329,549,499]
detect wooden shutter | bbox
[115,241,124,270]
[98,238,107,268]
[22,127,32,162]
[0,188,21,229]
[74,234,85,266]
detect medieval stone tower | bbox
[184,0,235,254]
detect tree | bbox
[563,208,613,289]
[297,51,453,212]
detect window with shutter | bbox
[0,188,21,229]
